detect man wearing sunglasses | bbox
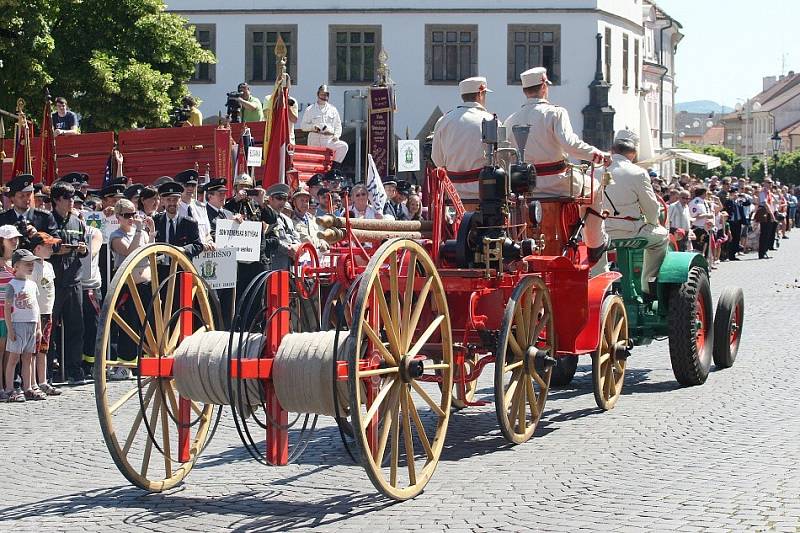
[263,183,301,271]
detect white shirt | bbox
[505,98,597,164]
[31,260,55,314]
[8,277,39,323]
[431,102,493,173]
[603,154,662,234]
[301,102,342,138]
[80,226,102,290]
[689,197,709,229]
[668,201,691,231]
[179,199,212,244]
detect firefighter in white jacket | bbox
[431,76,495,204]
[301,84,348,165]
[603,129,669,296]
[504,67,609,261]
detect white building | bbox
[171,0,681,172]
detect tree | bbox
[771,150,800,185]
[677,143,741,179]
[0,0,55,119]
[0,0,214,132]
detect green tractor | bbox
[552,237,744,388]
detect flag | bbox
[39,97,58,185]
[102,151,114,187]
[11,114,32,177]
[366,154,388,213]
[262,85,289,188]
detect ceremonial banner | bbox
[368,86,394,178]
[365,154,387,213]
[263,85,289,188]
[39,96,57,185]
[214,126,233,191]
[192,247,237,289]
[214,219,261,263]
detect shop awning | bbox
[666,149,722,170]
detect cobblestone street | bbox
[2,239,799,533]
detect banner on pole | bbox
[366,154,387,213]
[214,219,262,263]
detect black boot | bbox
[587,237,609,264]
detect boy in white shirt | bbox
[3,249,43,402]
[30,232,62,396]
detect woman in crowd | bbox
[137,186,160,217]
[108,199,155,380]
[348,184,382,219]
[406,193,424,221]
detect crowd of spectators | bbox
[659,172,795,265]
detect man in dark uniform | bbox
[203,178,239,327]
[0,174,58,247]
[263,183,301,271]
[152,181,203,258]
[49,181,90,384]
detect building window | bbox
[191,24,215,83]
[604,27,612,83]
[424,25,478,84]
[245,25,298,84]
[329,25,382,84]
[507,25,561,85]
[634,39,640,92]
[622,33,629,90]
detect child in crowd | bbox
[3,249,43,402]
[0,225,20,401]
[29,232,62,396]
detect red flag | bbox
[262,86,289,189]
[39,98,58,184]
[11,116,32,177]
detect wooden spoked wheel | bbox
[451,351,480,409]
[348,239,453,501]
[494,275,554,444]
[94,244,218,492]
[592,296,629,411]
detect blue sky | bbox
[658,0,798,106]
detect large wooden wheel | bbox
[348,239,453,501]
[592,296,629,411]
[94,244,219,492]
[494,275,554,444]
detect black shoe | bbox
[587,237,609,264]
[782,236,789,239]
[758,254,771,260]
[67,376,88,386]
[729,256,741,261]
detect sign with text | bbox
[247,147,263,167]
[214,219,261,263]
[368,86,395,178]
[192,247,237,289]
[397,139,420,172]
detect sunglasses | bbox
[120,212,136,219]
[354,193,367,197]
[272,194,288,200]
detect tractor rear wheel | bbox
[712,287,744,369]
[668,266,713,386]
[550,355,578,387]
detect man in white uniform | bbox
[431,76,495,204]
[504,67,609,260]
[603,130,669,296]
[301,85,348,165]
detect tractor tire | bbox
[550,355,579,387]
[713,287,744,369]
[668,266,714,386]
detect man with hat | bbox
[602,129,668,297]
[123,184,144,203]
[99,183,125,215]
[204,178,240,238]
[383,177,411,220]
[291,185,328,253]
[431,76,495,205]
[175,169,212,249]
[0,174,58,244]
[152,181,203,258]
[264,183,302,271]
[301,84,348,166]
[306,173,324,209]
[225,173,261,221]
[504,66,610,263]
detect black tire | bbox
[668,266,714,386]
[550,355,578,387]
[712,287,744,369]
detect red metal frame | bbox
[178,272,193,462]
[264,271,289,465]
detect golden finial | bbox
[377,48,390,84]
[16,98,25,114]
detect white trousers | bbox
[307,132,349,163]
[533,169,607,249]
[608,223,669,293]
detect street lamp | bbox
[771,130,782,178]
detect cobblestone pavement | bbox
[2,238,799,533]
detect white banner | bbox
[192,247,237,290]
[214,219,261,263]
[397,139,420,172]
[365,153,387,213]
[247,147,263,167]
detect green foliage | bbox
[771,151,800,185]
[0,0,214,132]
[676,143,741,179]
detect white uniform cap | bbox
[614,129,639,146]
[458,76,492,95]
[520,67,552,88]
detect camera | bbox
[226,91,243,123]
[169,105,192,126]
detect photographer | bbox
[236,82,264,123]
[183,96,203,126]
[50,181,89,385]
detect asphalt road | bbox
[1,236,799,532]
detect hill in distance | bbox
[676,100,733,114]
